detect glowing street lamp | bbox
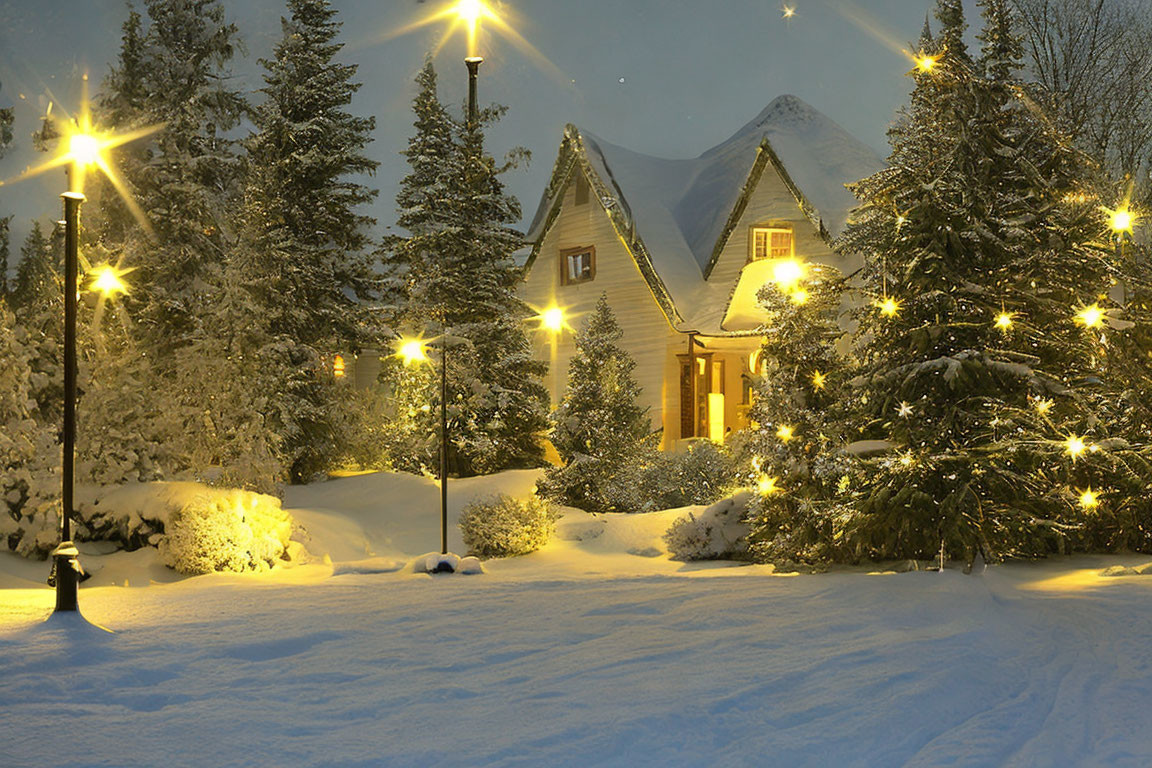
[2,80,157,617]
[89,264,129,298]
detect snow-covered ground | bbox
[3,470,1152,767]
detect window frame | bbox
[748,225,795,263]
[559,245,597,286]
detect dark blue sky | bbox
[0,0,975,250]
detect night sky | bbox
[0,0,977,250]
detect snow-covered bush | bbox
[663,492,752,561]
[459,494,561,558]
[158,489,293,575]
[636,440,740,511]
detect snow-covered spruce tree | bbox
[835,0,1145,562]
[744,266,855,564]
[538,295,652,514]
[0,217,10,300]
[390,62,548,476]
[10,221,58,316]
[238,0,379,482]
[0,301,61,558]
[111,0,248,361]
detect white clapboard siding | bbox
[522,170,684,443]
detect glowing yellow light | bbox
[757,476,782,496]
[333,354,346,378]
[1079,488,1100,510]
[995,312,1014,331]
[897,401,914,418]
[895,215,907,228]
[772,259,806,291]
[877,297,901,317]
[811,370,827,390]
[1075,303,1104,329]
[898,452,916,467]
[776,424,794,442]
[1033,398,1054,416]
[89,264,128,297]
[1065,435,1088,460]
[790,289,810,305]
[1106,206,1135,234]
[913,53,939,73]
[454,0,487,24]
[398,338,429,366]
[540,306,566,333]
[68,133,102,167]
[782,5,796,18]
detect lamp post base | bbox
[49,541,82,612]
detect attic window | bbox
[574,172,590,206]
[560,246,596,285]
[750,227,794,262]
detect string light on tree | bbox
[994,311,1014,331]
[1104,205,1135,236]
[776,424,795,442]
[772,259,806,291]
[1065,435,1088,461]
[1033,397,1054,416]
[897,401,914,418]
[1075,303,1104,329]
[876,296,902,318]
[790,288,810,305]
[1079,487,1100,510]
[811,369,827,391]
[911,52,940,74]
[757,476,783,496]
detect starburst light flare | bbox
[782,5,796,19]
[381,0,565,85]
[2,74,162,236]
[877,297,901,318]
[776,424,794,442]
[1079,488,1100,510]
[398,337,430,366]
[757,476,782,496]
[772,259,806,291]
[1075,303,1104,329]
[89,264,129,298]
[1065,435,1088,460]
[811,370,827,391]
[995,312,1014,331]
[1103,205,1135,235]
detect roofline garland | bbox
[524,125,685,328]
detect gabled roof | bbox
[524,95,884,335]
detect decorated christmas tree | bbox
[833,0,1151,562]
[744,265,854,563]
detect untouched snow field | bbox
[3,470,1152,767]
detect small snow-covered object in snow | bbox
[420,552,461,574]
[458,556,484,575]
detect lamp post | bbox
[430,55,483,565]
[51,191,85,613]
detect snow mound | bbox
[331,557,405,576]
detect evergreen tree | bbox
[0,217,10,300]
[114,0,248,360]
[834,0,1143,562]
[745,267,855,564]
[239,0,379,481]
[538,295,651,514]
[389,61,548,476]
[0,302,60,558]
[11,221,57,313]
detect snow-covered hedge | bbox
[637,439,740,511]
[663,492,752,561]
[157,489,293,575]
[459,494,561,558]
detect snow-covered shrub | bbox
[636,440,740,511]
[459,494,561,558]
[158,489,293,575]
[663,492,752,561]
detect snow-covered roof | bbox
[524,95,884,335]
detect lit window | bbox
[333,354,346,378]
[751,227,794,262]
[560,246,596,285]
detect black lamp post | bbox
[433,56,484,566]
[51,191,85,613]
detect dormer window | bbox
[560,246,596,285]
[750,227,794,262]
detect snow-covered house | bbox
[520,95,883,448]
